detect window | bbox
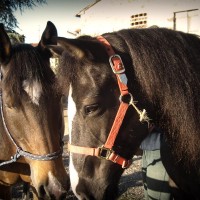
[130,13,147,28]
[173,9,199,34]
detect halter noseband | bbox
[68,36,149,169]
[0,71,63,167]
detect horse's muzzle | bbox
[36,172,69,199]
[30,161,70,200]
[38,183,67,199]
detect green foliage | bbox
[0,0,46,30]
[8,31,25,44]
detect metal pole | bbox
[173,12,176,30]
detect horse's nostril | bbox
[38,185,46,197]
[60,192,67,199]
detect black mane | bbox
[116,28,200,163]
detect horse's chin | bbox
[75,182,119,200]
[102,184,119,200]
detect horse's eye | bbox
[85,104,99,115]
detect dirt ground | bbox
[11,110,145,199]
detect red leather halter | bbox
[68,35,149,169]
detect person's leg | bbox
[142,150,149,200]
[142,150,171,200]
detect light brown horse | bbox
[0,21,69,199]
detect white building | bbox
[74,0,200,37]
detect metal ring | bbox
[119,93,133,105]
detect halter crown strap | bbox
[97,36,129,95]
[97,36,149,123]
[97,36,130,149]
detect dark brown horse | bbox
[0,21,69,199]
[50,28,200,199]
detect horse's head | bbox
[0,22,70,199]
[50,35,149,199]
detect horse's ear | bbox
[47,45,64,57]
[0,24,11,64]
[56,37,85,59]
[38,21,57,57]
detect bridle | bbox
[68,36,149,169]
[0,70,63,167]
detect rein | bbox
[0,70,63,167]
[68,36,149,168]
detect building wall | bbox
[77,0,200,36]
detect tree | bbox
[0,0,46,31]
[7,31,25,44]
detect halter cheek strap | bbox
[68,36,149,169]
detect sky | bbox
[14,0,94,43]
[13,0,200,43]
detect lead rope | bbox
[0,70,22,166]
[0,69,63,167]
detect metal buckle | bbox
[98,146,113,159]
[109,55,125,74]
